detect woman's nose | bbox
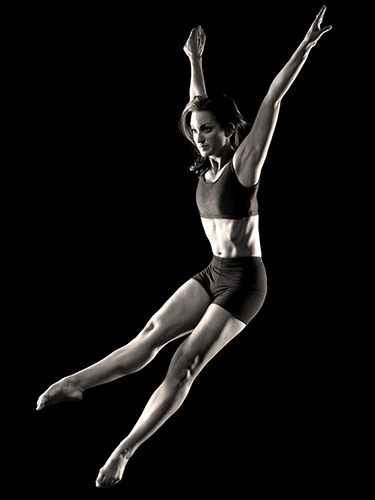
[197,132,204,144]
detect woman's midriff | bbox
[200,215,262,258]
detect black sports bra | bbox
[196,160,259,219]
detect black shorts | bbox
[192,255,267,325]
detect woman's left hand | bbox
[184,26,206,59]
[304,5,332,49]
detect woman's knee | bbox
[138,317,160,341]
[166,350,200,387]
[137,313,173,349]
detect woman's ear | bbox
[225,123,235,138]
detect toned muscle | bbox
[201,215,261,258]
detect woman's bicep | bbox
[233,95,281,186]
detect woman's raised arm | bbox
[267,5,332,103]
[233,6,332,187]
[184,26,207,101]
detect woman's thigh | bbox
[143,279,212,348]
[165,303,247,384]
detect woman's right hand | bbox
[183,26,206,59]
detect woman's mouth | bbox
[199,145,210,151]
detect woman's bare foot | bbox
[36,377,83,411]
[95,449,132,489]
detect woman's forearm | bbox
[268,40,311,104]
[183,26,207,101]
[268,6,332,104]
[189,56,207,101]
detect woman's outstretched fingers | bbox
[316,5,327,28]
[305,5,332,48]
[316,5,332,34]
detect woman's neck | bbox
[208,145,235,174]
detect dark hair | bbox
[178,94,251,177]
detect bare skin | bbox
[37,279,212,411]
[36,7,332,488]
[94,303,246,488]
[36,378,83,410]
[95,448,132,489]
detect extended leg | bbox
[36,279,211,411]
[96,304,246,488]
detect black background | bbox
[19,2,345,497]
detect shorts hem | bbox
[211,301,248,325]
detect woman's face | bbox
[190,110,230,158]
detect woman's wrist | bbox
[299,38,313,56]
[189,54,203,64]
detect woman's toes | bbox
[95,470,107,488]
[36,394,47,411]
[95,452,129,488]
[95,478,104,488]
[95,474,103,487]
[36,379,83,412]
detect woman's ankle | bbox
[64,375,85,393]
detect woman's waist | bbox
[211,253,263,265]
[201,216,261,258]
[211,240,262,258]
[206,252,266,280]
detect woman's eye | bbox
[192,127,211,134]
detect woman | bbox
[36,7,332,488]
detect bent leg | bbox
[96,304,246,488]
[36,279,211,411]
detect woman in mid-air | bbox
[37,7,332,488]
